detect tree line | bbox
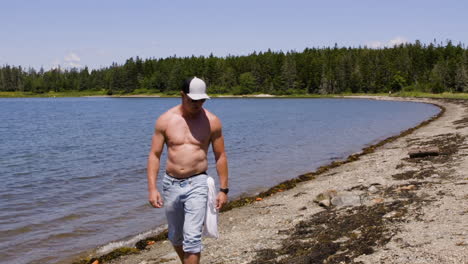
[1,40,468,95]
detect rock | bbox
[358,178,364,183]
[383,211,398,219]
[397,185,416,192]
[368,185,379,194]
[161,252,178,259]
[318,199,331,208]
[254,243,263,250]
[334,236,350,243]
[331,195,362,207]
[408,147,440,158]
[313,189,337,203]
[372,198,385,204]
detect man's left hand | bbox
[216,192,228,210]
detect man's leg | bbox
[184,252,200,264]
[173,244,200,264]
[181,176,208,264]
[173,245,184,263]
[163,175,185,263]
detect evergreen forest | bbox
[1,40,468,95]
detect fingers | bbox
[216,193,227,209]
[149,192,163,208]
[156,196,164,207]
[150,200,163,208]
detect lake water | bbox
[0,98,439,264]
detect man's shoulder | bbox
[203,109,222,129]
[156,106,182,129]
[203,109,220,121]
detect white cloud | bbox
[367,36,409,49]
[64,52,81,67]
[49,52,84,69]
[388,36,407,46]
[64,52,80,62]
[368,41,384,49]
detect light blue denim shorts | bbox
[163,173,208,253]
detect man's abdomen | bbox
[166,145,208,178]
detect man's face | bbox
[182,93,206,114]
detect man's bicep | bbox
[151,131,165,155]
[211,128,226,158]
[150,121,166,157]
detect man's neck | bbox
[180,105,202,119]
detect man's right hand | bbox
[149,190,164,208]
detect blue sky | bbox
[1,0,467,70]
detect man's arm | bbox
[147,116,166,208]
[211,116,228,209]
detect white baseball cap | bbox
[183,77,210,100]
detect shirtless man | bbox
[147,77,228,264]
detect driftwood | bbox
[408,147,440,158]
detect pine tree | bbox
[454,64,468,92]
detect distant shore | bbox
[2,91,468,100]
[67,96,467,264]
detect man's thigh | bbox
[163,175,185,245]
[182,175,208,253]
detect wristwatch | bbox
[219,188,229,194]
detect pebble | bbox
[369,185,379,193]
[319,199,331,208]
[372,198,385,204]
[331,195,362,207]
[383,211,398,218]
[397,185,416,191]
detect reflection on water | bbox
[0,97,439,264]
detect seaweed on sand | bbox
[248,180,434,264]
[249,202,407,264]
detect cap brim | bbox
[187,93,210,100]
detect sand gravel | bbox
[109,97,467,264]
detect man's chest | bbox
[165,118,211,146]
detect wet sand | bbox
[105,96,467,264]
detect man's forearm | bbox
[147,153,161,192]
[216,154,228,188]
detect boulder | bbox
[331,195,362,207]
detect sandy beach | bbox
[106,96,467,264]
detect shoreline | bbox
[2,91,468,100]
[74,96,468,264]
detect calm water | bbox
[0,98,439,264]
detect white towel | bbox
[203,176,219,238]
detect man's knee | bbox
[183,238,203,254]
